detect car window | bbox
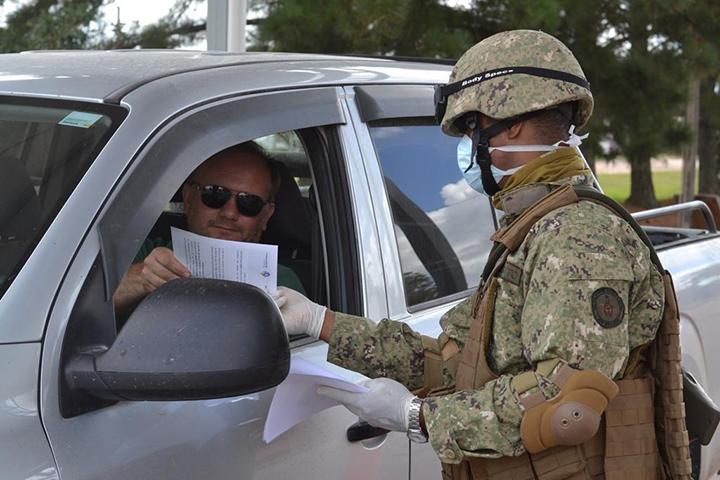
[0,98,124,298]
[257,131,317,299]
[121,131,322,326]
[369,121,496,307]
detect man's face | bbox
[182,151,275,243]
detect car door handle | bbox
[346,421,389,442]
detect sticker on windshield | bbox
[58,111,103,129]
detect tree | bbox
[698,74,720,194]
[654,1,720,196]
[100,0,205,49]
[403,271,438,306]
[0,0,205,53]
[0,0,104,52]
[255,0,472,57]
[4,0,718,208]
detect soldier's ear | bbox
[507,120,525,139]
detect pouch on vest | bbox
[436,185,694,480]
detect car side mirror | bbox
[65,278,289,404]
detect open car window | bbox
[124,130,322,323]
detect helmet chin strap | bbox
[471,110,549,196]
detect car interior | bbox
[142,132,324,313]
[0,102,117,294]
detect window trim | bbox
[407,287,475,314]
[0,96,127,299]
[98,87,345,299]
[354,85,437,122]
[305,126,363,316]
[364,116,495,312]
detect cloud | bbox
[428,190,496,285]
[394,180,498,298]
[440,178,481,206]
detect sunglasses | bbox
[190,182,270,217]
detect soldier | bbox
[275,30,691,479]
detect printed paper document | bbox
[263,358,368,443]
[171,227,278,293]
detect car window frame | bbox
[349,84,495,317]
[58,87,359,416]
[0,96,127,300]
[98,87,346,299]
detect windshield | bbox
[0,97,126,298]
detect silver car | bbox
[1,50,720,479]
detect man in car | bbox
[113,141,305,316]
[274,30,689,479]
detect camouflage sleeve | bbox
[422,202,664,463]
[327,312,425,389]
[326,294,478,390]
[438,291,477,349]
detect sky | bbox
[0,0,186,28]
[102,0,186,27]
[370,124,495,289]
[105,0,207,48]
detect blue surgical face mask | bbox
[456,135,523,196]
[456,126,589,195]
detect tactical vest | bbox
[425,185,692,480]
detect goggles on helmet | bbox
[433,66,591,124]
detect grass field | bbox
[596,170,688,204]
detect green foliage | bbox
[1,0,718,207]
[101,0,205,49]
[254,0,718,207]
[403,271,438,306]
[255,0,472,57]
[0,0,205,52]
[598,169,691,204]
[0,0,104,52]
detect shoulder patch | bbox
[591,287,625,328]
[499,262,522,286]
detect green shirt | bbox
[134,237,306,294]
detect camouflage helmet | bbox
[437,30,594,137]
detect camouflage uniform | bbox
[325,29,670,473]
[327,149,665,464]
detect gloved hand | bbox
[273,286,326,339]
[317,377,416,432]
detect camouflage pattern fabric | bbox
[328,314,425,390]
[327,150,664,465]
[440,30,593,137]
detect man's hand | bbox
[134,247,190,289]
[274,286,326,339]
[317,377,415,432]
[113,247,190,314]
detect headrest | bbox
[261,161,312,255]
[0,156,41,241]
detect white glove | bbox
[274,286,326,339]
[317,377,415,432]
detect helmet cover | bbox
[440,30,594,137]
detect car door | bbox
[344,85,498,478]
[40,86,410,480]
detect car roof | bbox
[0,50,452,104]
